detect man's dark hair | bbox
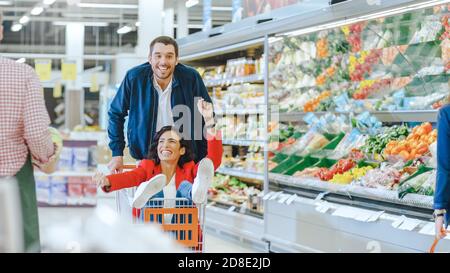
[147,126,194,168]
[149,36,179,57]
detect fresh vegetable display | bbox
[360,125,409,155]
[316,158,356,181]
[209,174,262,210]
[384,122,436,161]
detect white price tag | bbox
[269,191,283,201]
[315,191,330,202]
[391,215,407,229]
[263,192,274,200]
[398,218,422,231]
[367,211,385,222]
[315,203,330,214]
[227,206,236,213]
[419,222,435,236]
[354,210,373,222]
[278,194,291,204]
[285,194,298,205]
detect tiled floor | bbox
[38,197,257,253]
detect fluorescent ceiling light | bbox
[43,0,56,5]
[117,25,132,34]
[211,7,233,11]
[185,0,199,8]
[53,21,109,26]
[31,6,44,15]
[77,3,138,9]
[11,23,23,32]
[0,1,12,6]
[19,16,30,25]
[16,58,26,63]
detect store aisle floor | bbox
[38,198,257,253]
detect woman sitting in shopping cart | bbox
[93,99,222,212]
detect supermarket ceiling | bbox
[0,0,233,55]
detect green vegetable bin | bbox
[284,156,320,176]
[270,155,304,174]
[271,153,289,164]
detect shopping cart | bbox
[115,165,205,252]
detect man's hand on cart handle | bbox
[108,156,124,173]
[93,172,110,189]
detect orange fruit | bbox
[399,150,410,160]
[423,123,433,134]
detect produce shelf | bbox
[276,110,438,123]
[204,74,264,87]
[269,172,434,218]
[217,167,264,181]
[222,139,265,146]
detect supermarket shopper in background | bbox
[108,36,213,173]
[435,94,450,240]
[95,99,221,209]
[0,13,61,252]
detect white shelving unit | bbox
[217,167,264,181]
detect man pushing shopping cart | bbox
[94,99,221,251]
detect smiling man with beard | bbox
[108,36,214,173]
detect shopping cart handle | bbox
[123,164,137,170]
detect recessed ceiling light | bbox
[31,6,44,15]
[11,23,23,32]
[53,21,109,27]
[117,25,132,34]
[185,0,199,8]
[43,0,56,5]
[77,3,138,9]
[19,16,30,24]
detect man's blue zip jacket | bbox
[108,62,212,162]
[435,104,450,226]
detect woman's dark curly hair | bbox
[147,126,194,168]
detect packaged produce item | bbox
[36,176,51,204]
[58,147,73,170]
[356,162,403,189]
[73,147,89,171]
[294,167,321,178]
[410,15,443,44]
[83,178,97,206]
[300,133,330,156]
[417,170,436,196]
[50,176,67,205]
[67,177,84,205]
[398,170,432,198]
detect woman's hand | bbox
[435,215,447,239]
[197,99,214,125]
[93,172,110,189]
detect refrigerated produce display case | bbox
[177,0,450,252]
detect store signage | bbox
[35,59,52,81]
[61,60,77,81]
[53,81,62,98]
[90,73,99,92]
